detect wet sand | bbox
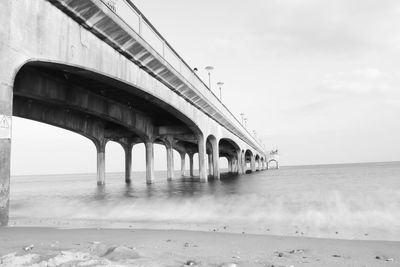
[1,227,399,266]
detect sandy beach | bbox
[1,227,399,267]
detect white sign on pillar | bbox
[0,114,12,139]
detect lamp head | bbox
[205,66,214,72]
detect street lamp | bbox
[217,82,224,100]
[240,113,245,125]
[205,66,214,90]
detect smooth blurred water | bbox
[9,162,400,241]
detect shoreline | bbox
[1,227,400,266]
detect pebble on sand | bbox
[375,255,394,262]
[220,263,237,267]
[183,260,197,266]
[23,245,34,252]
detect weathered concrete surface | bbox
[0,0,268,225]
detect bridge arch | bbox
[244,149,254,173]
[255,154,260,171]
[12,61,207,185]
[0,0,268,226]
[218,138,240,174]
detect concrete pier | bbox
[0,0,267,225]
[123,143,134,184]
[189,153,194,177]
[95,140,107,186]
[251,156,256,173]
[198,135,208,182]
[208,154,213,176]
[211,140,220,179]
[145,141,155,184]
[166,145,174,181]
[180,152,186,177]
[0,139,11,226]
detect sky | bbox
[11,0,400,175]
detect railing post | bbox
[138,14,142,36]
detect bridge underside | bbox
[0,0,268,226]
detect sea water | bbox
[9,162,400,241]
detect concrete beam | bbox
[14,69,155,139]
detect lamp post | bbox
[205,66,214,90]
[240,113,245,125]
[217,82,224,100]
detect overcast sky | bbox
[11,0,400,175]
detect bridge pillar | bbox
[166,145,174,181]
[211,139,220,179]
[208,153,213,177]
[94,139,107,186]
[228,158,232,173]
[188,152,194,177]
[244,155,247,173]
[233,158,238,173]
[251,155,256,172]
[198,135,208,182]
[236,152,241,174]
[180,152,186,177]
[0,137,10,226]
[145,140,155,184]
[0,87,11,225]
[122,143,134,184]
[0,0,13,227]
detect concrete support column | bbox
[180,152,186,177]
[228,159,232,173]
[208,154,213,176]
[211,139,220,179]
[145,140,154,184]
[0,81,12,226]
[244,154,247,174]
[233,158,238,173]
[188,152,194,177]
[166,145,174,181]
[122,143,134,184]
[198,135,208,182]
[251,155,256,172]
[236,152,242,174]
[0,0,13,226]
[0,139,11,226]
[94,139,107,186]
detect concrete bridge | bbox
[0,0,268,225]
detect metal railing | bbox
[100,0,265,152]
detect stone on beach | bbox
[90,242,140,261]
[220,263,238,267]
[103,246,140,261]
